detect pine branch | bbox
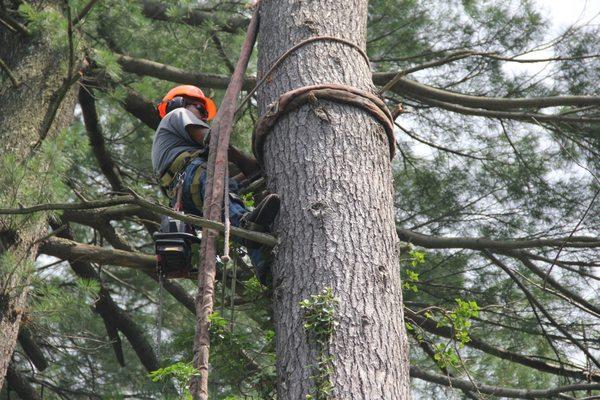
[139,0,248,33]
[39,236,155,271]
[484,251,600,370]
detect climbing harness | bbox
[159,148,207,192]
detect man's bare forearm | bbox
[228,145,260,178]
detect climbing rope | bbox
[235,35,371,115]
[156,272,164,362]
[229,248,238,335]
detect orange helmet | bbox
[157,85,217,120]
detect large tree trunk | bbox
[0,0,77,387]
[257,1,411,399]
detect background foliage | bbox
[1,0,598,398]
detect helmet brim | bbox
[204,97,217,121]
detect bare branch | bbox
[0,56,20,87]
[0,195,278,246]
[410,366,600,399]
[373,74,600,110]
[397,228,600,250]
[40,236,155,272]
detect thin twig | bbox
[72,0,100,26]
[543,187,600,288]
[0,57,19,87]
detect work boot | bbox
[241,193,280,285]
[241,193,280,233]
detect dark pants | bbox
[178,157,266,278]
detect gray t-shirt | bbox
[151,108,210,177]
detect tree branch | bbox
[404,94,600,124]
[112,53,600,123]
[72,0,100,26]
[47,222,168,378]
[17,327,48,371]
[116,53,252,90]
[79,86,125,191]
[397,228,600,250]
[404,308,600,381]
[0,57,20,87]
[373,74,600,110]
[484,251,600,370]
[39,236,155,271]
[410,366,600,399]
[139,0,248,33]
[5,363,40,400]
[121,86,161,129]
[515,255,600,317]
[0,195,278,246]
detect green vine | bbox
[402,249,425,293]
[148,361,198,400]
[299,287,338,400]
[415,298,480,369]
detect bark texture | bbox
[0,0,78,387]
[257,1,410,399]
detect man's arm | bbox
[186,125,209,146]
[186,125,260,178]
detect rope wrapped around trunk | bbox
[252,83,396,166]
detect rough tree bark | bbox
[257,1,411,399]
[0,0,78,387]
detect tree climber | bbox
[152,85,279,283]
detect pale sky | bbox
[505,0,600,75]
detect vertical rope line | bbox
[223,171,231,262]
[229,248,238,335]
[220,170,231,318]
[156,273,164,363]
